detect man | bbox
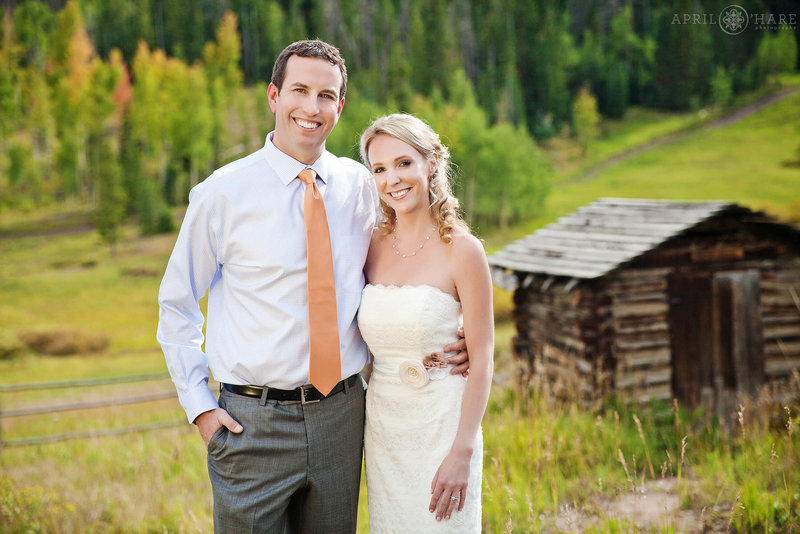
[157,40,468,533]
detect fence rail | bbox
[0,372,171,392]
[0,372,190,452]
[3,420,185,448]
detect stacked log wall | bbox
[605,267,673,402]
[512,276,602,402]
[759,259,800,401]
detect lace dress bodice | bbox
[359,284,461,379]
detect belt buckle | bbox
[300,384,320,404]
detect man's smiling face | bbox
[268,54,345,165]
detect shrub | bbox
[0,331,25,360]
[17,330,109,356]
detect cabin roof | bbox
[488,198,798,286]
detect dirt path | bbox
[552,477,733,533]
[556,86,800,189]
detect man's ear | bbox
[267,83,279,113]
[337,96,345,117]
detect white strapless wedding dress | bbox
[358,284,482,533]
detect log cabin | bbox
[489,198,800,417]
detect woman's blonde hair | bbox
[359,113,467,243]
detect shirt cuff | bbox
[179,383,220,424]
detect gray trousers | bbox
[207,377,365,534]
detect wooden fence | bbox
[0,373,188,452]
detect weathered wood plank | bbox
[613,301,669,317]
[502,242,635,263]
[763,324,800,340]
[611,267,673,280]
[511,234,649,253]
[765,357,800,376]
[765,341,800,356]
[615,347,671,368]
[616,367,672,388]
[551,221,689,237]
[615,338,670,351]
[534,227,663,245]
[610,291,667,303]
[761,313,800,325]
[489,256,608,279]
[615,321,669,335]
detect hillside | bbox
[485,83,800,249]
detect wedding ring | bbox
[450,496,458,502]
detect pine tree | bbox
[12,1,55,71]
[604,60,629,119]
[653,2,712,109]
[203,11,244,166]
[92,137,126,253]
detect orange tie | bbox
[298,168,341,396]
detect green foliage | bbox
[6,141,34,187]
[475,122,549,229]
[575,30,605,104]
[78,0,153,61]
[754,29,799,84]
[0,0,794,234]
[710,66,734,106]
[0,11,22,142]
[572,86,600,154]
[514,1,576,136]
[12,1,55,71]
[91,139,126,248]
[653,2,713,110]
[604,60,629,119]
[407,71,549,229]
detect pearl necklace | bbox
[391,225,437,258]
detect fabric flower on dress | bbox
[423,352,450,381]
[399,360,429,388]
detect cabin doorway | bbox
[667,270,764,414]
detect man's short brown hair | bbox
[271,40,348,100]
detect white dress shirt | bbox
[157,133,378,423]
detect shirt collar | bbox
[263,132,330,186]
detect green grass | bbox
[559,91,800,210]
[2,86,800,532]
[545,106,706,184]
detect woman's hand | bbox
[429,446,472,521]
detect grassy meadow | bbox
[2,86,800,533]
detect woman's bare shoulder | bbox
[448,227,485,260]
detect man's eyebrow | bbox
[289,81,339,99]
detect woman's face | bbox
[367,134,434,216]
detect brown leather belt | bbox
[222,374,359,404]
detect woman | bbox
[358,113,494,532]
